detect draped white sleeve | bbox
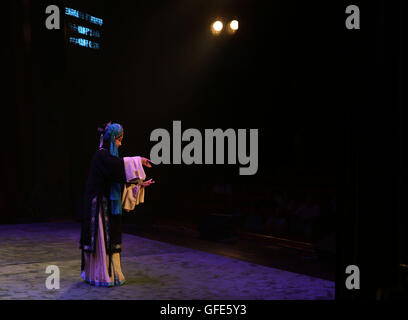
[121,156,147,211]
[123,156,146,182]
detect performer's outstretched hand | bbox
[142,179,155,187]
[141,157,153,168]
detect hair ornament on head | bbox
[98,121,112,149]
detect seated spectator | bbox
[292,194,321,239]
[265,192,291,235]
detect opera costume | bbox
[79,123,148,286]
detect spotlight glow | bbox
[230,20,239,31]
[212,20,223,34]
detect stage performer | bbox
[80,122,155,286]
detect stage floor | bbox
[0,223,334,300]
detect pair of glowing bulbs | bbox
[211,20,239,34]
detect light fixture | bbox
[211,20,223,35]
[229,20,239,32]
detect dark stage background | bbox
[2,0,408,299]
[3,1,337,224]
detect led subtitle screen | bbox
[64,7,103,50]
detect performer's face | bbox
[116,134,123,148]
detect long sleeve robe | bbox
[80,148,128,272]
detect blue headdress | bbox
[102,123,124,215]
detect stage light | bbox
[211,20,223,34]
[229,20,239,31]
